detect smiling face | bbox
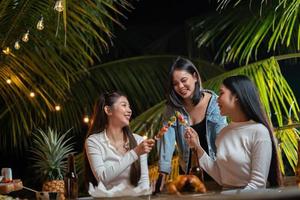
[217,84,238,117]
[172,69,198,100]
[105,96,132,127]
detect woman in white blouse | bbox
[85,91,155,190]
[184,75,282,190]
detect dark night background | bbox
[1,0,299,195]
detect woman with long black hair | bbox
[84,91,155,190]
[185,75,282,190]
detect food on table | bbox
[167,175,206,195]
[0,180,23,194]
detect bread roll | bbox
[0,180,23,194]
[167,175,206,195]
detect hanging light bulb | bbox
[2,47,10,55]
[37,16,44,30]
[6,79,12,84]
[29,92,35,98]
[55,105,61,111]
[14,41,20,50]
[22,30,29,42]
[54,0,64,12]
[83,115,90,124]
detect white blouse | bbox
[85,130,150,190]
[199,120,272,189]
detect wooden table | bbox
[79,186,300,200]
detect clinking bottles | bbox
[296,139,300,187]
[64,154,78,199]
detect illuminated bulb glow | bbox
[6,79,12,84]
[29,92,35,97]
[143,135,148,140]
[22,31,29,42]
[14,41,20,50]
[37,17,44,30]
[2,47,10,55]
[83,116,89,123]
[55,105,61,111]
[54,0,64,12]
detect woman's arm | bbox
[197,149,222,185]
[185,127,222,185]
[244,139,272,189]
[136,153,150,189]
[85,138,138,184]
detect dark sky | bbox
[127,0,212,25]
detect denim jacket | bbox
[157,90,227,174]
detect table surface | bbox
[79,186,300,200]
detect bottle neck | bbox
[67,154,76,173]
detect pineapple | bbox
[30,127,75,199]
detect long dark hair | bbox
[222,75,283,187]
[84,91,141,188]
[167,57,203,108]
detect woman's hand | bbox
[134,138,155,156]
[184,127,201,148]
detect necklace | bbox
[109,137,130,153]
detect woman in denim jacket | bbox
[155,57,227,192]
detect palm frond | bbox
[0,0,134,152]
[190,0,300,64]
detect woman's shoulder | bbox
[86,131,105,143]
[242,121,270,140]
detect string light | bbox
[2,47,10,55]
[36,16,44,30]
[6,79,12,84]
[14,41,20,50]
[55,105,61,111]
[29,92,35,98]
[143,135,148,140]
[22,30,29,42]
[83,115,90,124]
[54,0,64,12]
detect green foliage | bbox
[190,0,300,64]
[0,0,134,152]
[30,127,75,182]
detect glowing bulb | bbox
[83,116,90,123]
[55,105,61,111]
[29,92,35,98]
[37,17,44,30]
[2,47,10,55]
[6,79,12,84]
[22,31,29,42]
[14,41,20,50]
[54,0,64,12]
[143,135,148,140]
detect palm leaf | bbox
[0,0,134,152]
[190,0,300,64]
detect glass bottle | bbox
[64,154,78,199]
[296,139,300,187]
[189,148,204,181]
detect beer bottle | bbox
[296,139,300,187]
[189,148,204,181]
[64,154,78,199]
